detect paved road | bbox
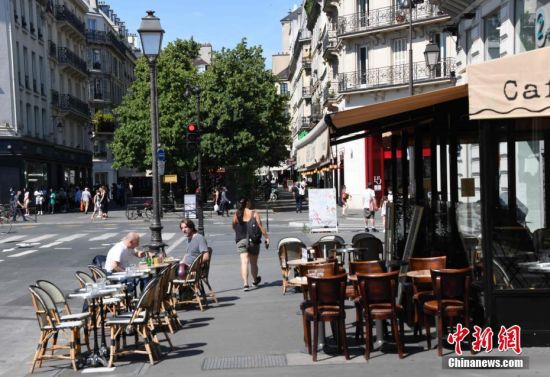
[0,209,546,377]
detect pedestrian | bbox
[177,219,209,278]
[34,187,44,215]
[90,188,103,220]
[49,188,56,214]
[363,182,378,232]
[12,189,27,222]
[23,188,31,216]
[220,187,231,216]
[341,185,351,216]
[296,179,307,213]
[232,197,269,291]
[75,187,82,210]
[213,187,221,215]
[105,232,145,272]
[81,187,91,214]
[101,186,109,219]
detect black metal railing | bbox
[86,29,108,43]
[48,40,57,59]
[337,3,445,36]
[338,58,456,92]
[57,47,87,75]
[94,121,116,133]
[107,32,128,55]
[55,5,85,36]
[51,89,59,106]
[59,93,90,116]
[302,86,312,97]
[322,30,338,55]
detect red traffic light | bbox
[187,123,197,133]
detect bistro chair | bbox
[351,232,377,248]
[162,262,183,332]
[36,280,91,323]
[75,270,121,316]
[28,286,86,373]
[172,251,207,311]
[351,238,383,261]
[199,247,217,303]
[408,256,447,337]
[356,271,404,360]
[88,265,107,280]
[532,228,550,256]
[423,267,471,356]
[106,277,160,367]
[278,237,306,294]
[311,235,345,259]
[147,269,174,351]
[302,273,349,361]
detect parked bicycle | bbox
[0,204,13,235]
[126,201,153,220]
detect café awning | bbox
[294,116,330,171]
[468,47,550,120]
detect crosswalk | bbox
[0,231,181,262]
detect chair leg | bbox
[392,315,404,359]
[339,318,350,360]
[364,316,371,360]
[436,314,443,356]
[355,301,363,340]
[312,319,319,362]
[303,315,312,355]
[424,312,432,350]
[70,329,78,371]
[141,326,156,365]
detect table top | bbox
[106,271,147,280]
[69,286,121,299]
[405,269,431,278]
[334,247,358,253]
[287,258,327,267]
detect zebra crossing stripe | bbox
[163,232,176,241]
[56,234,87,242]
[40,242,63,248]
[0,235,26,244]
[24,234,57,243]
[8,249,37,257]
[89,233,118,241]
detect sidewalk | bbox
[7,210,545,377]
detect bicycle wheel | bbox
[144,207,153,219]
[126,209,138,220]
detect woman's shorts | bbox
[236,239,260,255]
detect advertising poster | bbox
[308,188,338,232]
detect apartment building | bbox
[281,0,456,208]
[85,0,138,188]
[0,0,137,202]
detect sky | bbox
[110,0,300,68]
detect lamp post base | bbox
[148,223,165,256]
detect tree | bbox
[111,39,200,173]
[199,39,290,194]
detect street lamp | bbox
[423,40,440,74]
[138,10,165,253]
[185,84,205,236]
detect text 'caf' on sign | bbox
[163,175,178,183]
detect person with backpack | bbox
[232,197,269,291]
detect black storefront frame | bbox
[330,95,550,345]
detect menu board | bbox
[184,194,197,219]
[308,188,338,232]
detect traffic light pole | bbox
[195,89,205,236]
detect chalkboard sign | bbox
[397,205,424,304]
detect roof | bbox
[280,7,302,22]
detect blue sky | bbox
[112,0,299,67]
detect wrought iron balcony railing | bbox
[55,5,85,36]
[337,3,445,36]
[338,58,455,93]
[59,94,90,117]
[57,47,88,75]
[322,30,338,56]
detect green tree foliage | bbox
[112,39,200,173]
[200,39,290,171]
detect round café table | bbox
[286,258,327,267]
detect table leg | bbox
[99,297,108,356]
[85,297,108,367]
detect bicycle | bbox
[126,202,153,220]
[0,204,14,235]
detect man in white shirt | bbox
[362,182,377,232]
[80,187,92,214]
[105,232,145,272]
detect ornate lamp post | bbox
[138,10,165,252]
[423,40,440,76]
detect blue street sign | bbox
[157,148,165,161]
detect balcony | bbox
[311,103,322,122]
[337,3,447,37]
[59,93,90,118]
[94,121,116,133]
[55,5,85,38]
[302,86,312,98]
[90,91,112,103]
[57,47,88,77]
[322,81,338,107]
[338,58,456,93]
[322,30,338,59]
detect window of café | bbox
[514,0,536,53]
[24,161,48,189]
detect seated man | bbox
[105,232,146,272]
[179,219,209,277]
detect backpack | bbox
[246,211,262,245]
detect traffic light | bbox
[186,122,200,149]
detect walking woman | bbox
[232,197,269,291]
[90,188,103,220]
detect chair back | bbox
[29,287,55,330]
[312,235,345,258]
[278,238,306,268]
[88,265,107,280]
[532,228,550,254]
[351,232,376,248]
[409,256,447,271]
[352,244,382,261]
[357,271,399,306]
[200,247,213,280]
[350,260,384,275]
[29,285,64,326]
[132,277,159,323]
[307,273,347,310]
[36,280,66,306]
[75,270,95,288]
[184,251,206,283]
[430,268,471,303]
[299,262,338,277]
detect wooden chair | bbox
[357,271,404,360]
[277,237,306,294]
[172,252,207,311]
[302,273,349,361]
[199,247,217,303]
[311,235,345,259]
[351,237,383,261]
[423,268,471,356]
[28,286,86,373]
[106,277,160,367]
[351,232,376,248]
[408,256,447,337]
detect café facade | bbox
[296,46,550,345]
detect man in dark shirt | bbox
[12,190,27,222]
